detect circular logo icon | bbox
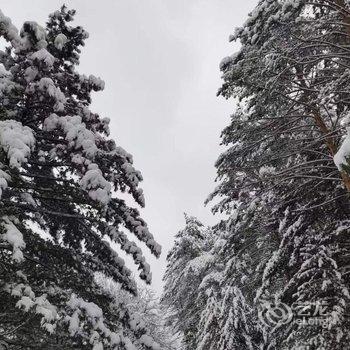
[258,301,293,327]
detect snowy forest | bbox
[2,0,350,349]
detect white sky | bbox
[1,0,257,293]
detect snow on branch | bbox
[0,217,26,262]
[0,120,35,168]
[334,128,350,170]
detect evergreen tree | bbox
[213,0,350,348]
[281,239,350,349]
[0,7,161,349]
[162,215,216,350]
[96,275,181,350]
[162,0,350,349]
[196,287,221,350]
[162,1,350,348]
[213,211,269,350]
[217,285,256,350]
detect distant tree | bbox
[96,275,181,350]
[162,213,265,350]
[0,6,161,349]
[162,215,216,350]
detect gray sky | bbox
[2,0,257,293]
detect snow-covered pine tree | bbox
[213,208,269,350]
[196,287,221,350]
[95,275,181,350]
[281,237,350,350]
[162,215,216,350]
[213,0,350,348]
[217,285,256,350]
[0,6,161,349]
[193,221,227,350]
[162,211,266,349]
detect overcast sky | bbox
[2,0,257,293]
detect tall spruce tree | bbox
[0,7,161,349]
[164,1,350,349]
[214,0,350,348]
